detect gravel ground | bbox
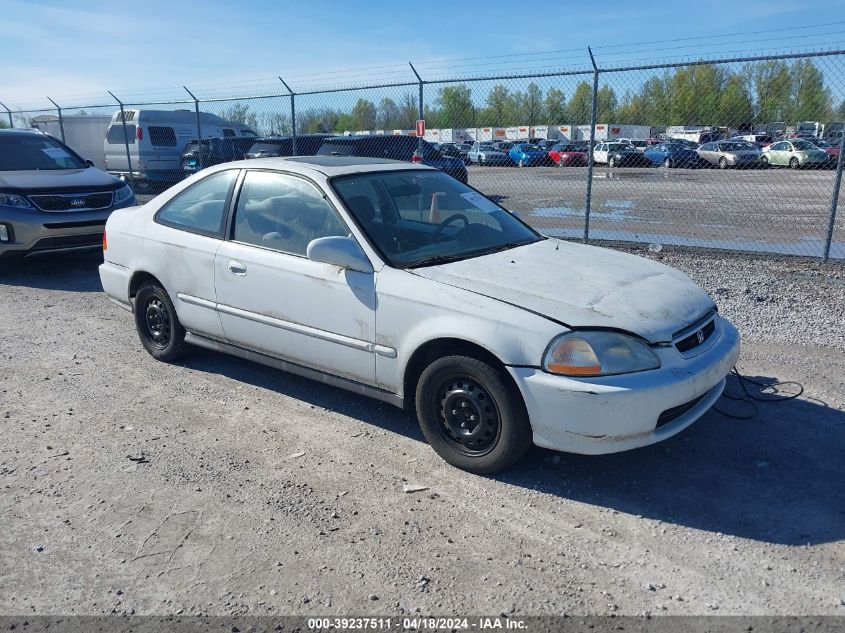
[1,246,843,617]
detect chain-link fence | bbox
[4,49,845,260]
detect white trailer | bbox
[31,114,111,169]
[530,125,553,140]
[554,125,574,140]
[607,124,650,140]
[423,129,441,142]
[491,127,508,141]
[475,127,494,141]
[393,129,414,136]
[439,129,474,143]
[506,125,530,140]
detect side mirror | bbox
[307,236,373,274]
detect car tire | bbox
[415,355,532,474]
[134,282,192,362]
[790,157,800,169]
[518,159,524,168]
[759,155,768,167]
[663,158,672,168]
[719,157,728,169]
[608,157,617,168]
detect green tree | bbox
[434,85,475,127]
[753,60,792,123]
[221,103,258,130]
[792,59,831,122]
[544,87,567,123]
[596,85,617,121]
[350,98,377,130]
[568,81,592,124]
[484,85,511,126]
[377,97,401,130]
[398,92,419,129]
[520,82,544,125]
[715,74,753,127]
[668,68,696,125]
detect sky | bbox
[2,0,845,111]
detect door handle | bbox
[227,260,247,276]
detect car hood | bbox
[410,239,715,343]
[0,168,123,192]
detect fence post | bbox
[107,91,136,190]
[409,62,424,154]
[183,86,203,169]
[279,77,296,155]
[46,97,65,143]
[0,102,12,128]
[823,131,845,261]
[583,47,599,244]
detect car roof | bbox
[223,155,436,177]
[0,128,46,137]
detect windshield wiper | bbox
[407,254,468,268]
[407,239,535,269]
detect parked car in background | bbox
[696,140,765,169]
[508,143,550,167]
[643,142,701,168]
[731,133,773,147]
[316,135,467,183]
[467,142,510,165]
[811,138,841,162]
[99,156,739,473]
[547,143,588,167]
[616,139,652,152]
[103,109,256,190]
[439,142,471,164]
[0,129,136,259]
[761,139,830,168]
[244,134,332,159]
[181,137,255,176]
[593,142,648,167]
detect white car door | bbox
[594,143,608,164]
[213,169,377,384]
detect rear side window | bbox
[106,124,135,145]
[148,126,177,146]
[223,128,236,138]
[156,170,238,236]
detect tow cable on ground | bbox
[712,367,804,419]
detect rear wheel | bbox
[415,355,532,474]
[608,156,617,168]
[719,157,728,169]
[134,282,192,362]
[789,157,800,169]
[664,157,672,168]
[759,155,769,168]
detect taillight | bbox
[136,127,143,141]
[411,151,423,163]
[102,230,107,251]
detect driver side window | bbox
[232,171,348,257]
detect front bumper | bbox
[508,316,741,454]
[0,198,135,258]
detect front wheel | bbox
[664,158,672,168]
[415,355,532,474]
[719,157,728,169]
[608,157,617,168]
[790,157,800,169]
[134,282,192,362]
[759,155,768,168]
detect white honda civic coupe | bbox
[100,156,740,473]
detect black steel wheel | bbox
[415,355,532,473]
[134,281,192,362]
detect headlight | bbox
[543,331,661,377]
[113,184,134,204]
[0,192,33,209]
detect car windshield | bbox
[630,140,648,147]
[520,144,540,151]
[720,142,751,151]
[792,140,816,150]
[478,145,496,151]
[331,169,542,268]
[607,143,627,151]
[0,134,86,171]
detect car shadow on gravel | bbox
[497,373,845,546]
[182,348,424,442]
[0,251,103,292]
